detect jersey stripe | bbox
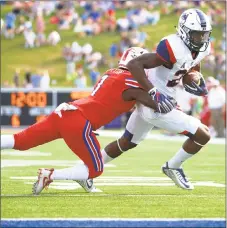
[125,78,140,88]
[125,83,139,88]
[83,121,101,171]
[165,39,176,64]
[195,9,206,28]
[156,52,168,63]
[156,39,176,64]
[156,39,170,63]
[86,122,103,171]
[125,78,138,82]
[89,133,103,171]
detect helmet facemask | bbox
[189,30,211,52]
[180,25,211,52]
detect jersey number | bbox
[91,75,109,96]
[166,69,187,87]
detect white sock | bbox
[167,148,193,168]
[1,135,15,149]
[51,164,89,180]
[101,149,114,164]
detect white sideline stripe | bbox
[96,130,225,145]
[1,160,115,168]
[1,194,225,198]
[9,176,225,187]
[1,218,225,221]
[1,151,52,156]
[24,182,225,188]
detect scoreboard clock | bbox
[1,88,91,127]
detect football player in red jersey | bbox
[1,47,176,195]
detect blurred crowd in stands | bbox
[62,42,103,87]
[3,68,51,89]
[1,0,226,137]
[1,1,225,82]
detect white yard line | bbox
[1,193,225,198]
[2,129,225,145]
[1,151,52,156]
[1,160,116,168]
[6,175,225,188]
[96,130,225,145]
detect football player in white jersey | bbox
[77,9,212,192]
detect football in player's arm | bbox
[127,42,208,97]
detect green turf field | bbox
[1,134,225,218]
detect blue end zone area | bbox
[1,219,226,228]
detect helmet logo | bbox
[181,12,189,24]
[131,53,137,58]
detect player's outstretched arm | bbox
[126,53,166,92]
[122,88,157,110]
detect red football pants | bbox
[13,110,103,178]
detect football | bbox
[182,70,201,86]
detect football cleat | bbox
[75,179,96,193]
[162,162,194,190]
[32,168,54,195]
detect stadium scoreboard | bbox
[1,88,92,127]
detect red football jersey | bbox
[71,68,141,130]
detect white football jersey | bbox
[147,34,211,99]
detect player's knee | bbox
[194,125,211,145]
[87,157,104,178]
[14,143,30,151]
[119,137,137,152]
[200,124,211,144]
[13,134,31,150]
[88,168,103,178]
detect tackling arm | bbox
[122,88,158,111]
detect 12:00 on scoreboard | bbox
[1,89,91,127]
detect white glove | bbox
[54,102,77,118]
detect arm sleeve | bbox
[124,78,141,89]
[156,39,177,64]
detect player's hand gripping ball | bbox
[183,70,208,96]
[182,70,201,86]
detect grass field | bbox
[1,132,225,219]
